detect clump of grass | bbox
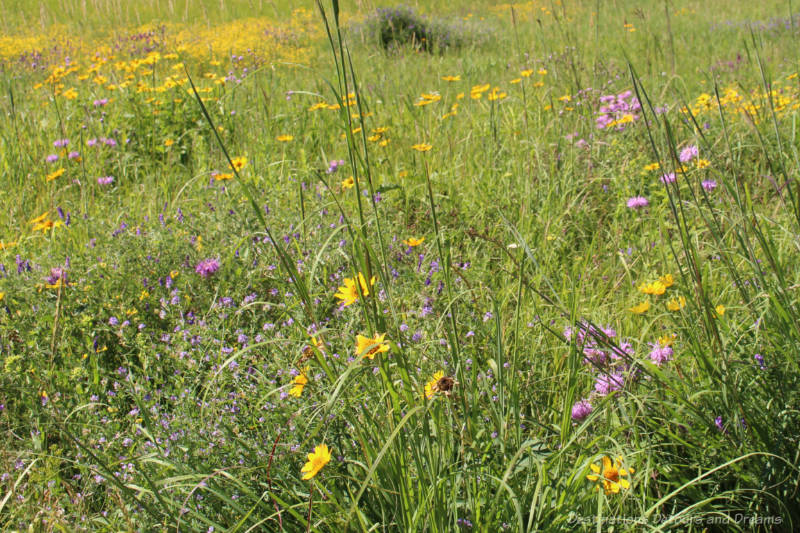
[359,5,471,53]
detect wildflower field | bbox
[3,0,800,530]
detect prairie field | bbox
[3,0,800,530]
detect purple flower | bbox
[715,416,725,433]
[626,196,649,209]
[701,179,717,191]
[679,145,699,163]
[648,343,673,366]
[46,267,67,285]
[660,172,676,184]
[93,98,109,107]
[571,399,593,421]
[53,138,70,148]
[97,176,114,185]
[68,151,80,160]
[46,154,59,163]
[754,353,766,370]
[594,373,624,396]
[195,258,220,278]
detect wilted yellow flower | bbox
[629,301,650,314]
[587,456,633,495]
[300,444,331,480]
[355,333,389,360]
[289,366,309,397]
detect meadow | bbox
[2,0,800,530]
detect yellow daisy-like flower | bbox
[300,444,331,480]
[424,371,444,399]
[289,366,309,398]
[0,292,4,302]
[441,75,461,82]
[0,241,17,250]
[164,139,175,147]
[643,162,660,171]
[229,157,247,172]
[666,296,686,311]
[715,304,726,317]
[411,143,432,152]
[341,176,355,190]
[355,333,389,360]
[276,134,294,142]
[520,69,534,77]
[629,301,650,314]
[403,236,425,247]
[696,158,711,169]
[638,280,666,296]
[586,456,633,495]
[46,168,65,182]
[334,273,376,306]
[213,172,233,181]
[659,273,674,288]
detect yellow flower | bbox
[538,68,548,75]
[666,296,686,311]
[659,274,674,288]
[334,273,376,306]
[229,157,247,172]
[341,176,355,189]
[658,334,676,347]
[403,236,425,247]
[638,280,666,296]
[0,241,17,250]
[164,139,175,147]
[520,69,534,77]
[300,444,331,480]
[586,456,633,495]
[276,134,294,142]
[46,168,65,182]
[643,162,660,171]
[213,172,234,181]
[629,301,650,314]
[715,304,726,317]
[424,371,444,399]
[355,333,389,360]
[0,292,4,302]
[411,143,432,152]
[696,159,711,169]
[289,366,309,397]
[441,75,461,81]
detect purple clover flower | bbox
[627,196,649,209]
[571,399,593,421]
[679,145,699,163]
[195,258,220,278]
